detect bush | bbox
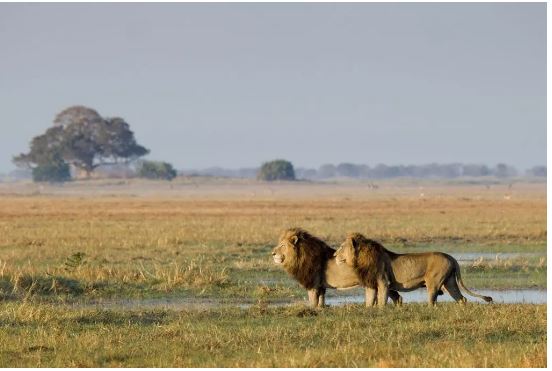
[137,160,177,180]
[257,160,295,181]
[32,161,71,182]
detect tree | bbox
[31,157,71,182]
[336,163,360,178]
[494,163,518,178]
[13,126,66,168]
[137,160,177,180]
[13,106,149,178]
[257,160,295,181]
[462,164,491,177]
[53,105,103,128]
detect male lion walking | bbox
[334,233,493,306]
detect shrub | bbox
[257,160,295,181]
[137,160,177,180]
[32,160,71,182]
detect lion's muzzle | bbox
[272,252,284,264]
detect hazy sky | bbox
[0,3,546,172]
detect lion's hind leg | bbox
[426,279,446,307]
[389,290,403,306]
[427,287,440,307]
[444,275,466,304]
[317,287,327,307]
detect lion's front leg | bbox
[365,287,377,307]
[377,280,389,308]
[307,289,319,307]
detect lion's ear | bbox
[289,235,299,246]
[350,237,358,251]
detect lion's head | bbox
[272,228,335,289]
[334,234,357,267]
[272,230,298,266]
[335,233,388,288]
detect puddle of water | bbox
[69,289,545,311]
[326,289,546,305]
[449,252,544,263]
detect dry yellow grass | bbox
[0,182,545,248]
[0,180,545,300]
[0,180,546,367]
[0,302,546,367]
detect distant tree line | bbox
[11,106,545,183]
[298,163,545,179]
[182,162,546,180]
[181,167,258,178]
[297,162,522,179]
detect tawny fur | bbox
[340,233,492,305]
[273,228,403,307]
[278,228,334,290]
[349,233,390,289]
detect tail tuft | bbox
[483,296,493,303]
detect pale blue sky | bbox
[0,3,546,172]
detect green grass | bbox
[0,302,545,367]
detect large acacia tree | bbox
[14,106,149,178]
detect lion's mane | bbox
[279,228,335,290]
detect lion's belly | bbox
[324,259,360,289]
[389,281,425,291]
[389,256,428,290]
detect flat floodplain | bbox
[0,179,546,367]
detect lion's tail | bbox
[453,259,493,303]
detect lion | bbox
[334,233,493,307]
[272,228,403,307]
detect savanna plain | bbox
[0,178,546,367]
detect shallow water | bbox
[449,252,544,263]
[327,288,546,305]
[70,289,546,311]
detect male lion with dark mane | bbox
[272,228,402,307]
[334,233,493,306]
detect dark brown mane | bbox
[348,233,391,288]
[280,228,335,290]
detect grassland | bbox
[0,180,545,301]
[0,179,546,367]
[0,302,546,367]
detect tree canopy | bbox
[137,160,177,180]
[31,158,71,183]
[14,106,149,177]
[257,159,296,181]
